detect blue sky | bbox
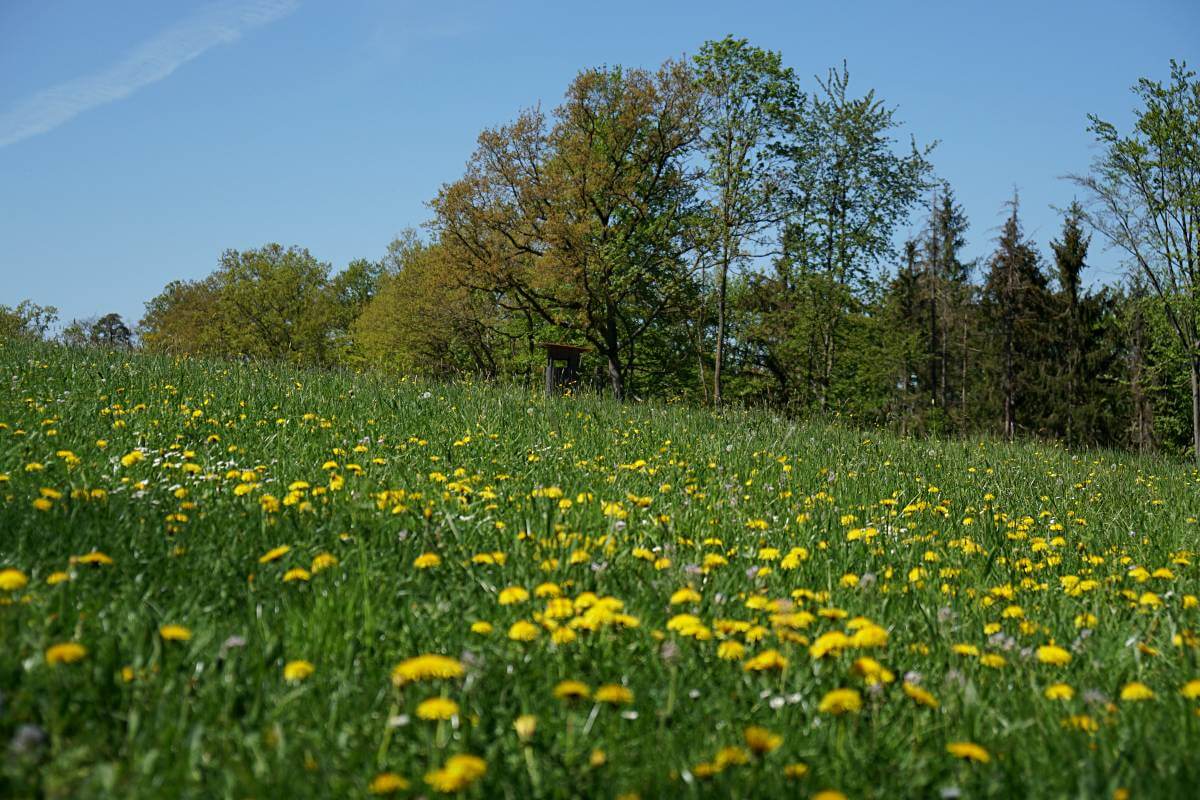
[1,0,1197,328]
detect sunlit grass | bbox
[2,339,1198,798]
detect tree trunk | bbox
[1191,354,1200,465]
[713,253,729,407]
[607,353,626,402]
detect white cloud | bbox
[0,0,300,148]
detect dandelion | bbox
[1044,683,1074,700]
[669,587,701,605]
[368,772,410,794]
[1062,714,1100,733]
[1120,682,1155,701]
[902,682,939,708]
[499,586,529,605]
[282,568,311,582]
[76,552,113,566]
[0,568,28,592]
[1181,679,1200,699]
[743,725,782,754]
[1036,644,1072,666]
[258,545,290,564]
[743,649,788,672]
[514,714,537,741]
[45,642,88,665]
[553,680,590,701]
[718,641,746,660]
[818,688,862,715]
[283,660,315,682]
[424,754,486,793]
[391,654,464,687]
[946,741,990,763]
[311,553,338,572]
[507,620,538,641]
[414,552,441,569]
[594,684,633,705]
[852,657,895,685]
[810,630,852,658]
[812,791,848,800]
[849,623,888,649]
[783,762,809,779]
[470,621,493,635]
[714,746,750,768]
[159,624,192,642]
[416,696,460,720]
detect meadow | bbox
[2,338,1199,799]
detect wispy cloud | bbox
[0,0,299,148]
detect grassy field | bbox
[2,339,1199,799]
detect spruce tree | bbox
[982,195,1052,440]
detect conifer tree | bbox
[982,195,1052,440]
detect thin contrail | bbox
[0,0,300,148]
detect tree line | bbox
[6,43,1197,461]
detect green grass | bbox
[1,339,1199,799]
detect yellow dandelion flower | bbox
[1036,644,1072,666]
[424,754,486,793]
[0,568,29,592]
[849,623,888,649]
[1120,682,1155,701]
[414,552,441,569]
[514,714,538,741]
[1044,683,1074,700]
[258,545,291,564]
[783,762,809,779]
[416,696,460,720]
[718,640,746,660]
[1180,679,1200,699]
[809,630,852,659]
[368,772,410,794]
[946,741,990,763]
[282,567,311,582]
[818,688,862,715]
[159,624,192,642]
[391,654,464,687]
[470,621,493,635]
[311,553,338,572]
[743,648,788,672]
[1062,714,1099,733]
[669,587,701,605]
[714,746,750,768]
[507,620,538,641]
[45,642,88,665]
[594,684,633,705]
[499,586,530,605]
[902,682,939,708]
[553,680,590,701]
[744,725,782,754]
[283,660,315,682]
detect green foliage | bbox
[0,301,58,341]
[1073,60,1200,460]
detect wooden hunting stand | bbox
[541,342,589,396]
